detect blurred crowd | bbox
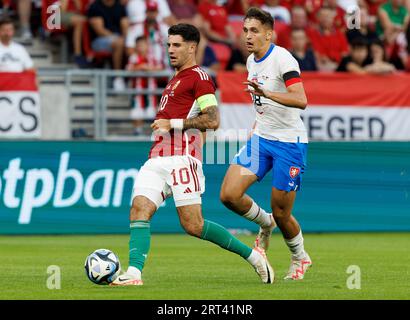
[1,0,410,74]
[1,0,409,134]
[0,0,409,75]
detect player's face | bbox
[167,35,196,69]
[243,18,273,54]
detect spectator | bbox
[60,0,89,68]
[276,5,311,49]
[225,32,249,72]
[304,0,324,22]
[126,0,176,25]
[261,0,291,25]
[367,38,397,72]
[338,0,359,12]
[290,28,317,70]
[126,1,168,66]
[308,6,349,71]
[327,0,347,31]
[168,0,202,26]
[346,4,380,45]
[0,17,34,72]
[198,0,236,46]
[280,0,306,11]
[336,37,372,72]
[126,35,162,135]
[196,30,220,72]
[88,0,129,90]
[402,20,410,69]
[376,0,409,44]
[224,0,253,17]
[366,0,385,17]
[18,0,32,40]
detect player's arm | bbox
[182,104,219,131]
[244,75,308,110]
[151,94,220,132]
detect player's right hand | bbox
[151,119,171,132]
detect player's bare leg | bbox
[270,187,312,280]
[176,204,274,284]
[220,164,276,250]
[110,195,157,286]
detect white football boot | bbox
[254,214,277,251]
[109,272,143,286]
[252,247,274,284]
[284,253,312,280]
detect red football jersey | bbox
[149,65,216,162]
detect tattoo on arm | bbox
[183,106,219,131]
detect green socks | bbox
[200,219,252,259]
[129,220,151,272]
[129,219,253,272]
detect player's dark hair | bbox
[168,23,200,44]
[244,7,274,30]
[0,17,14,27]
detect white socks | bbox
[127,266,142,278]
[243,201,272,228]
[285,230,307,260]
[246,249,261,266]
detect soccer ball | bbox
[84,248,121,285]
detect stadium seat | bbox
[208,42,232,70]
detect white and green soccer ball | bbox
[84,249,121,285]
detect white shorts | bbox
[132,155,205,208]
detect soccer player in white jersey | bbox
[220,7,312,280]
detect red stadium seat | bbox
[209,42,232,69]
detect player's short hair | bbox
[244,7,274,30]
[168,23,200,44]
[0,17,14,28]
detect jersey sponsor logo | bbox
[289,166,300,179]
[193,67,209,81]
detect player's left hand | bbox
[151,119,171,132]
[243,80,268,97]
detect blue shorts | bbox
[232,134,307,192]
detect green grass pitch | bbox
[1,233,409,300]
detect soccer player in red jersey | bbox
[110,24,274,286]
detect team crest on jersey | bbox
[289,166,300,179]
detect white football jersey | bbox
[247,44,308,143]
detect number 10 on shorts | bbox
[171,168,191,186]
